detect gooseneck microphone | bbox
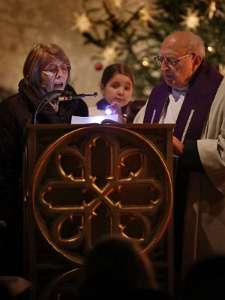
[57,91,98,101]
[33,90,98,124]
[33,90,61,125]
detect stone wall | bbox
[0,0,101,105]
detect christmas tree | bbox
[72,0,225,99]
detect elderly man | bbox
[134,31,225,282]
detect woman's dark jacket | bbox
[0,79,88,275]
[0,79,88,206]
[0,79,88,274]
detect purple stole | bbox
[143,62,223,141]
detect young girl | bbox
[93,63,135,122]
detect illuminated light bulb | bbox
[105,107,113,115]
[207,46,214,52]
[142,57,150,67]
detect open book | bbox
[71,107,120,124]
[71,114,120,124]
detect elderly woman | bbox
[0,43,88,276]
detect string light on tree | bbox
[208,1,216,19]
[142,57,150,67]
[143,86,151,97]
[207,45,215,53]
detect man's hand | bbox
[173,136,184,156]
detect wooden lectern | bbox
[23,123,174,300]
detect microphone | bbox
[57,91,98,101]
[33,90,98,124]
[33,90,62,124]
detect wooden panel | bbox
[23,124,174,299]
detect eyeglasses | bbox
[153,54,192,67]
[42,64,69,77]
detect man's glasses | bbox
[153,54,192,67]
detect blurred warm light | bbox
[112,0,122,8]
[182,9,200,30]
[72,13,91,33]
[208,1,216,19]
[219,64,225,75]
[139,7,151,22]
[142,57,150,67]
[207,46,214,52]
[102,45,118,64]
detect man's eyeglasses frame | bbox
[153,54,193,67]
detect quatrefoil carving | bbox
[32,126,173,264]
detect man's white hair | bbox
[165,31,206,58]
[185,31,205,58]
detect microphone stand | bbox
[33,90,98,125]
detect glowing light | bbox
[182,9,200,30]
[112,0,122,8]
[105,107,113,115]
[72,13,91,33]
[219,64,225,75]
[102,45,118,64]
[207,46,214,52]
[142,57,150,67]
[208,1,216,19]
[139,7,151,22]
[143,86,151,96]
